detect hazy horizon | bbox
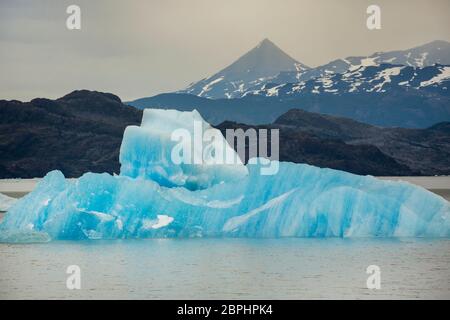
[1,0,449,101]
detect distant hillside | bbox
[216,122,413,176]
[274,109,450,175]
[128,90,450,128]
[264,40,450,85]
[0,90,142,178]
[243,64,450,97]
[216,109,450,176]
[2,90,449,178]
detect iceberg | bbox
[0,109,449,241]
[120,109,248,190]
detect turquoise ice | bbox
[119,109,248,190]
[0,109,449,241]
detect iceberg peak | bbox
[120,109,248,190]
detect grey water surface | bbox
[0,238,449,299]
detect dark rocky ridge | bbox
[0,90,142,178]
[275,110,450,175]
[216,109,450,176]
[1,90,449,178]
[216,122,414,176]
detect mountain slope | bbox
[216,121,414,176]
[243,64,450,97]
[2,90,449,177]
[127,88,450,128]
[274,109,450,175]
[261,40,450,86]
[216,109,450,175]
[0,90,142,178]
[179,38,308,99]
[366,40,450,67]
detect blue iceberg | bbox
[0,109,449,241]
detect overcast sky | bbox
[1,0,449,101]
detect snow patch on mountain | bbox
[420,66,450,87]
[369,66,404,92]
[199,76,224,96]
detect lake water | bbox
[0,238,449,299]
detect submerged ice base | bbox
[1,110,449,241]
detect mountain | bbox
[358,40,450,67]
[128,88,450,128]
[216,121,414,176]
[2,90,449,177]
[129,39,450,128]
[129,93,287,124]
[178,38,308,99]
[247,40,450,88]
[0,90,142,178]
[216,109,450,176]
[243,64,450,97]
[275,110,450,176]
[176,39,450,98]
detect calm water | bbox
[0,238,449,299]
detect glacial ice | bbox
[119,109,248,190]
[0,109,449,241]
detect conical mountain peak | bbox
[232,38,308,77]
[256,38,276,48]
[180,39,309,98]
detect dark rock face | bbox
[275,109,450,175]
[216,122,414,176]
[1,90,448,178]
[216,109,450,176]
[0,90,142,178]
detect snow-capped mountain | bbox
[178,38,309,99]
[179,39,450,99]
[259,40,450,86]
[365,40,450,67]
[243,64,450,97]
[130,39,450,128]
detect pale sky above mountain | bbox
[1,0,449,101]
